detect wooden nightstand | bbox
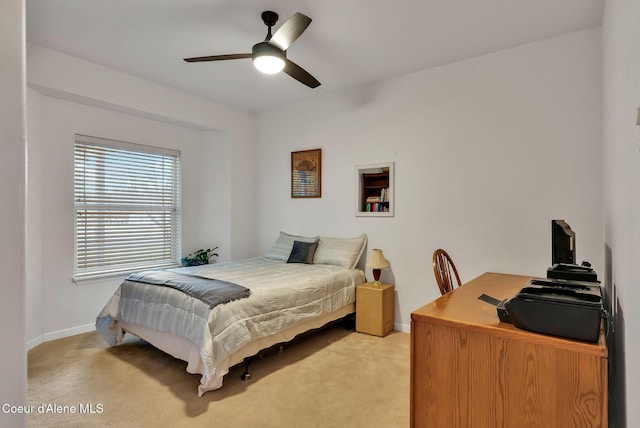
[355,283,395,337]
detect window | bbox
[74,135,181,279]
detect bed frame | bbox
[119,303,355,392]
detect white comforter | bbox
[96,257,364,394]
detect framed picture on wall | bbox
[291,149,322,198]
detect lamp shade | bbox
[367,249,389,269]
[252,42,285,74]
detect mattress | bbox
[96,257,365,395]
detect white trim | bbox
[395,322,410,333]
[43,323,96,343]
[27,323,96,350]
[26,336,44,351]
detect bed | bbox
[96,232,367,396]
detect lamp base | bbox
[373,268,382,285]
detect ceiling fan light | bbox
[254,56,285,74]
[252,42,285,74]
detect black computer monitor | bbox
[551,219,575,265]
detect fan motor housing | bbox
[252,42,286,61]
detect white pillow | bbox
[313,234,367,269]
[265,232,318,261]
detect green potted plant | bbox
[181,247,219,266]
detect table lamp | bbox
[367,249,389,284]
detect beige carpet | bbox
[28,324,410,427]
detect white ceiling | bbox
[26,0,603,112]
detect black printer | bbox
[547,263,598,282]
[502,277,603,342]
[496,220,604,342]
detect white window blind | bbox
[74,135,181,279]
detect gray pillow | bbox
[265,232,318,261]
[287,241,318,264]
[313,234,367,269]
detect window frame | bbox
[73,134,182,280]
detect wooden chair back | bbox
[432,249,461,295]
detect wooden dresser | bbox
[410,272,608,428]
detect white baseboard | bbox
[28,323,96,350]
[395,322,410,333]
[43,323,95,343]
[26,335,44,351]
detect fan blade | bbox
[184,53,251,62]
[283,59,320,88]
[269,12,311,51]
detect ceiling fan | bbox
[184,11,320,88]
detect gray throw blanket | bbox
[126,270,251,308]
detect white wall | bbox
[0,0,27,426]
[21,11,639,423]
[256,28,603,332]
[27,44,257,259]
[21,8,640,423]
[602,0,640,426]
[25,44,257,346]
